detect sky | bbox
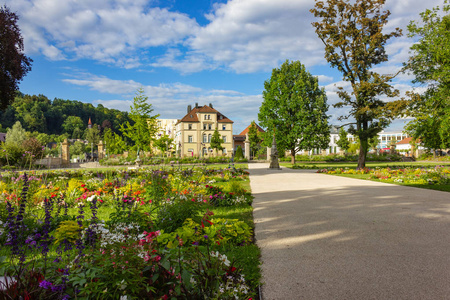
[6,0,443,134]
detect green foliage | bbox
[258,60,330,164]
[248,121,262,159]
[234,146,244,159]
[153,133,174,156]
[0,6,32,110]
[103,127,126,155]
[62,116,84,139]
[157,217,252,248]
[85,126,100,145]
[405,1,450,150]
[311,0,403,168]
[336,127,350,152]
[70,140,85,157]
[120,88,159,152]
[53,220,81,245]
[5,121,27,146]
[210,128,223,156]
[156,200,203,233]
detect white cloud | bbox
[7,0,199,66]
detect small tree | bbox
[154,134,174,157]
[5,121,27,146]
[210,128,223,156]
[235,146,244,159]
[259,60,330,164]
[120,88,159,152]
[248,121,262,159]
[336,127,350,154]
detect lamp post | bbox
[91,142,93,162]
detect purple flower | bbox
[39,280,53,289]
[204,235,208,239]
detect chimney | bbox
[209,103,213,108]
[187,105,192,113]
[195,102,198,108]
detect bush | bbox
[156,199,204,233]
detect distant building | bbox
[233,123,265,155]
[157,103,234,157]
[0,133,6,143]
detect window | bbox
[222,136,227,143]
[222,125,226,130]
[203,124,207,130]
[208,147,213,153]
[202,147,207,155]
[203,134,207,143]
[188,124,192,130]
[382,136,386,141]
[157,121,161,127]
[208,115,211,120]
[208,134,212,143]
[204,115,207,120]
[223,148,227,154]
[208,124,212,130]
[188,135,193,143]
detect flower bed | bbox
[0,167,257,299]
[317,165,450,186]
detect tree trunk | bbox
[357,120,368,169]
[291,149,295,164]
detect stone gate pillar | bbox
[98,141,105,160]
[244,133,250,160]
[62,139,70,166]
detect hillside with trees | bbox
[0,92,132,136]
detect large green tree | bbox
[258,60,330,164]
[120,88,159,152]
[311,0,403,169]
[404,2,450,150]
[0,6,32,110]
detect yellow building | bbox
[175,103,234,157]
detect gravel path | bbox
[249,163,450,300]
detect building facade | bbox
[157,103,234,158]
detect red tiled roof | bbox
[178,105,233,124]
[396,137,420,145]
[239,123,265,135]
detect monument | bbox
[269,134,281,169]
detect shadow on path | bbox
[249,164,450,300]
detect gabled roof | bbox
[396,137,420,145]
[239,123,265,136]
[177,105,233,124]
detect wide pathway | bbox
[249,163,450,300]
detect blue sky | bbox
[6,0,442,134]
